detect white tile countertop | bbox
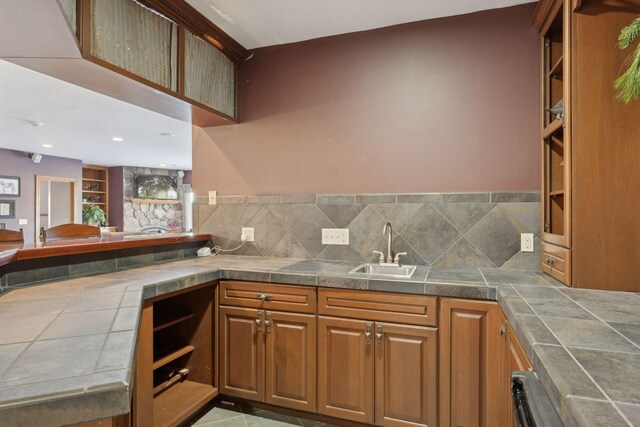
[0,256,638,426]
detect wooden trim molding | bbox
[137,0,250,62]
[531,0,563,32]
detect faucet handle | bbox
[373,251,385,264]
[393,252,408,265]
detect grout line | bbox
[559,296,640,354]
[512,287,634,427]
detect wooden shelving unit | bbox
[540,2,569,252]
[82,165,109,222]
[134,283,218,427]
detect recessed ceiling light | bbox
[29,121,45,128]
[159,164,167,167]
[41,144,53,148]
[160,132,175,137]
[112,137,123,142]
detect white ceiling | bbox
[0,60,192,170]
[186,0,536,49]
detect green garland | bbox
[614,17,640,104]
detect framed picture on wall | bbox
[0,176,20,197]
[0,200,16,219]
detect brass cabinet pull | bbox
[365,323,372,345]
[544,258,556,267]
[265,313,271,332]
[376,325,383,345]
[498,326,507,337]
[256,312,263,332]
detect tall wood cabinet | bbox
[534,0,640,290]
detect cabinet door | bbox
[317,316,374,424]
[374,322,438,427]
[265,311,316,412]
[219,306,265,401]
[439,299,502,427]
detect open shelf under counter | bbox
[154,380,217,427]
[153,345,195,371]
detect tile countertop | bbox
[0,256,638,426]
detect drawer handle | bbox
[265,313,271,332]
[544,258,556,267]
[257,293,273,301]
[256,312,263,332]
[365,323,372,345]
[376,325,383,345]
[498,326,507,337]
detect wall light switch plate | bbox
[241,227,254,242]
[322,228,349,245]
[208,190,217,205]
[18,219,28,225]
[521,233,534,252]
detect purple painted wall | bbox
[194,4,540,196]
[0,148,83,242]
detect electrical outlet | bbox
[18,219,28,225]
[521,233,534,252]
[241,227,254,242]
[322,228,349,245]
[208,190,217,205]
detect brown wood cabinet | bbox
[375,322,438,427]
[219,306,265,401]
[317,316,375,424]
[317,288,438,426]
[265,311,316,412]
[219,282,317,413]
[534,0,640,290]
[439,298,503,427]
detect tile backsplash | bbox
[195,192,541,270]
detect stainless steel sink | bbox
[350,263,417,278]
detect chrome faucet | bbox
[373,223,407,266]
[383,222,394,263]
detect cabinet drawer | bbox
[318,288,437,327]
[541,242,571,286]
[220,281,316,313]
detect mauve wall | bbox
[193,4,540,196]
[0,148,82,242]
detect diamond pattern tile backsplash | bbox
[194,192,541,269]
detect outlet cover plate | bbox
[241,227,254,242]
[521,233,534,252]
[208,190,217,205]
[322,228,349,245]
[18,219,28,225]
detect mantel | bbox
[130,198,181,205]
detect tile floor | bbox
[189,401,335,427]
